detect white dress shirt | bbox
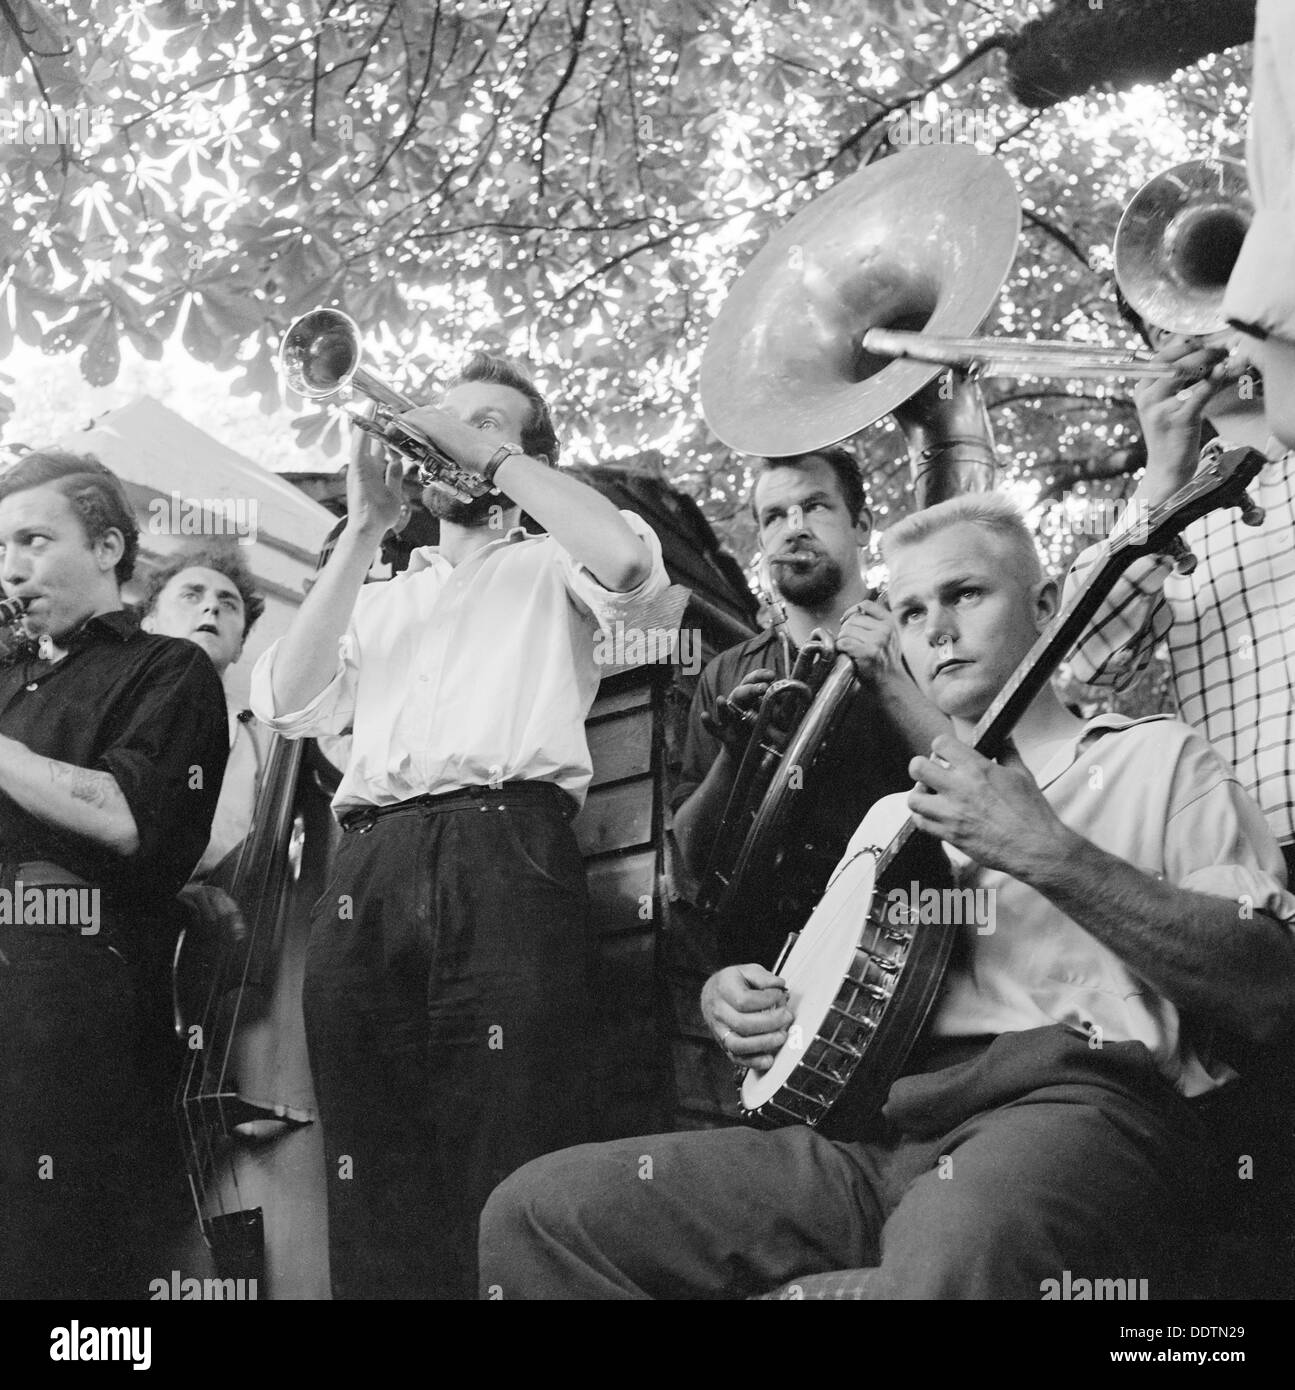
[193,710,262,878]
[934,714,1295,1097]
[250,512,669,812]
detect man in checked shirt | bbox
[1066,0,1295,887]
[1063,326,1293,881]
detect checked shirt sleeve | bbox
[1063,542,1176,692]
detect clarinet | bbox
[0,595,28,626]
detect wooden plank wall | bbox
[573,668,673,1141]
[575,629,749,1141]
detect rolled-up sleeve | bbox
[556,510,670,636]
[1163,733,1295,923]
[95,642,229,892]
[249,630,360,738]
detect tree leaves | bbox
[0,0,1256,561]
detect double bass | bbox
[169,535,342,1299]
[170,728,337,1297]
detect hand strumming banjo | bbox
[741,446,1268,1136]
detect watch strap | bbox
[482,442,523,485]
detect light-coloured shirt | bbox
[1224,0,1295,345]
[193,710,263,877]
[1063,443,1295,846]
[933,713,1295,1097]
[250,512,669,811]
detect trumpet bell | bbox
[699,145,1020,457]
[279,307,363,400]
[1114,158,1253,337]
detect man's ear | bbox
[140,609,158,634]
[1034,576,1061,629]
[854,505,874,545]
[93,528,124,575]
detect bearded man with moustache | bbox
[480,493,1295,1300]
[672,447,948,964]
[251,352,669,1299]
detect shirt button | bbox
[25,682,37,692]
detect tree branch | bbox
[1021,205,1093,272]
[535,0,594,199]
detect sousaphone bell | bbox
[700,144,1020,507]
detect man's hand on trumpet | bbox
[346,402,405,540]
[391,404,502,474]
[1135,336,1240,507]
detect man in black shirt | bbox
[0,450,228,1299]
[672,448,948,968]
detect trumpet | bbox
[278,307,493,505]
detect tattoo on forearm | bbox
[49,761,113,810]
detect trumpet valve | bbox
[347,408,391,441]
[717,696,758,729]
[423,478,474,505]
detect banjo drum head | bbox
[740,847,879,1111]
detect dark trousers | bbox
[480,1026,1205,1299]
[303,786,593,1300]
[0,929,172,1299]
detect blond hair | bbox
[881,493,1044,587]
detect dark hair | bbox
[140,544,266,637]
[0,449,139,585]
[750,447,870,527]
[1114,283,1156,349]
[455,351,560,465]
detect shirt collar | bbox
[408,527,531,573]
[1033,712,1172,790]
[49,608,138,657]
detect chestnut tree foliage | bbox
[0,0,1252,595]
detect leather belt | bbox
[4,860,94,889]
[0,860,102,938]
[339,781,578,834]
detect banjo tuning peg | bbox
[1159,533,1198,576]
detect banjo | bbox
[741,446,1268,1137]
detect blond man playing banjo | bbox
[478,493,1295,1300]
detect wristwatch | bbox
[481,441,524,486]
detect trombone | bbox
[859,327,1178,380]
[861,158,1253,382]
[278,307,493,505]
[699,150,1254,467]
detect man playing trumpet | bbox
[1067,277,1295,882]
[252,352,668,1299]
